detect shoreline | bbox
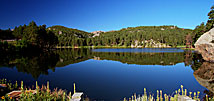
[55,45,195,50]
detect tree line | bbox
[48,25,91,47]
[91,26,192,47]
[1,22,194,50]
[46,25,193,47]
[193,5,214,43]
[0,21,58,52]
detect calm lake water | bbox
[0,48,211,101]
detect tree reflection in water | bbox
[1,48,214,99]
[0,48,196,78]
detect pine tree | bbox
[206,5,214,31]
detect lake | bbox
[0,48,211,101]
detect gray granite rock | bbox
[195,28,214,62]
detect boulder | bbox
[195,28,214,62]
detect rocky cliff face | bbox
[195,28,214,62]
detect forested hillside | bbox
[48,26,91,47]
[92,26,192,47]
[48,25,192,47]
[0,22,193,50]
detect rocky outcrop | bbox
[193,62,214,93]
[195,28,214,62]
[91,31,104,37]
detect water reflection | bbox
[0,48,211,100]
[189,51,214,99]
[55,49,92,67]
[193,62,214,99]
[0,51,59,78]
[92,48,185,53]
[0,48,195,78]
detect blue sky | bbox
[0,0,213,32]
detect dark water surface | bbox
[0,48,210,101]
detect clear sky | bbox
[0,0,213,32]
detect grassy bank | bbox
[56,45,131,49]
[124,85,209,101]
[55,45,175,49]
[0,79,77,101]
[1,79,212,101]
[176,45,195,50]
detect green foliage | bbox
[47,25,192,47]
[124,85,203,101]
[1,80,73,101]
[22,21,40,45]
[92,26,192,47]
[1,21,59,52]
[4,21,59,50]
[0,79,19,97]
[48,25,91,47]
[1,21,193,48]
[206,5,214,31]
[193,23,205,44]
[16,39,29,49]
[13,25,24,39]
[193,5,214,43]
[36,25,59,49]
